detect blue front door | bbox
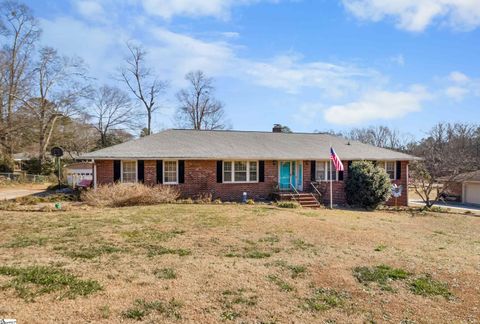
[279,161,303,191]
[279,161,291,191]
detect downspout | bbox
[93,159,97,189]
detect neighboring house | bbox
[81,126,417,206]
[443,170,480,205]
[65,162,93,187]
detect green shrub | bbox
[276,201,301,209]
[345,161,392,209]
[246,199,255,205]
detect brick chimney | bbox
[272,124,283,133]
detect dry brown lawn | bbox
[0,204,479,323]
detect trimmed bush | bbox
[345,161,391,209]
[81,183,179,207]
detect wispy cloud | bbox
[342,0,480,32]
[444,71,480,100]
[324,85,431,125]
[139,0,280,20]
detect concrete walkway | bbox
[409,199,480,215]
[0,188,46,200]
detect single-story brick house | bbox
[81,126,417,206]
[442,170,480,205]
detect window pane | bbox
[122,161,136,183]
[249,162,257,181]
[164,161,177,183]
[316,161,326,181]
[327,162,337,181]
[386,161,395,180]
[234,161,247,182]
[224,162,232,182]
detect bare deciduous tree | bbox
[410,122,479,208]
[0,0,40,155]
[175,70,228,130]
[90,85,137,148]
[15,47,89,166]
[120,42,167,136]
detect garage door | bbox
[465,183,480,205]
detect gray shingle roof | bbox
[81,129,418,161]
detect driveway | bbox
[0,188,46,200]
[409,199,480,215]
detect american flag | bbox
[330,147,344,171]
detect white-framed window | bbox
[163,160,178,184]
[315,161,338,181]
[223,161,258,183]
[383,161,396,180]
[121,160,137,183]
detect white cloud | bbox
[324,85,430,125]
[242,54,381,96]
[449,71,469,83]
[342,0,480,32]
[446,86,468,100]
[390,54,405,66]
[293,103,324,125]
[444,71,480,100]
[139,0,277,19]
[73,0,105,20]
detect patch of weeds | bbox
[374,244,387,252]
[245,249,271,259]
[221,310,241,321]
[99,305,110,319]
[353,265,410,291]
[154,268,176,280]
[433,230,446,235]
[267,274,294,292]
[276,201,301,208]
[122,228,185,243]
[291,239,314,250]
[410,275,452,299]
[288,265,307,278]
[219,289,257,322]
[268,260,307,278]
[0,265,101,301]
[64,244,122,260]
[259,235,280,244]
[145,245,191,257]
[122,298,182,320]
[302,288,347,312]
[2,236,47,248]
[225,252,242,258]
[222,289,257,307]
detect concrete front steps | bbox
[275,192,321,208]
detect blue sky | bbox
[24,0,480,138]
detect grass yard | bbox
[0,204,479,323]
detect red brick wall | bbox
[303,160,409,206]
[96,160,113,185]
[177,160,278,201]
[93,159,410,206]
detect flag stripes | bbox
[330,147,344,171]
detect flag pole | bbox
[329,157,333,209]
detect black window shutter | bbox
[113,160,121,182]
[396,161,402,180]
[259,161,265,182]
[178,160,185,183]
[156,160,163,184]
[338,171,344,181]
[137,160,144,183]
[216,161,223,183]
[348,161,353,170]
[310,160,316,181]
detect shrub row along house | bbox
[82,126,416,206]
